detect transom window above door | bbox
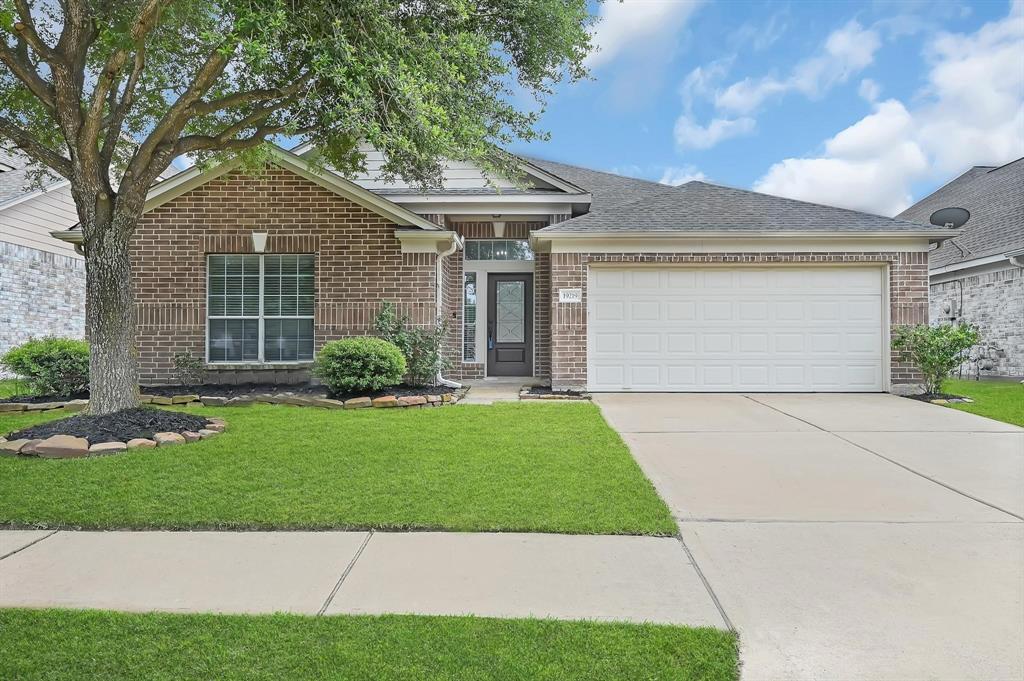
[464,239,534,261]
[207,254,314,363]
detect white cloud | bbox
[659,165,708,185]
[586,0,703,69]
[858,78,881,102]
[754,1,1024,215]
[674,115,756,150]
[715,21,881,114]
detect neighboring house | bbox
[53,144,953,393]
[0,149,84,359]
[897,158,1024,378]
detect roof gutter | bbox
[1007,247,1024,268]
[531,228,961,249]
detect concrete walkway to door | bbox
[594,392,1024,681]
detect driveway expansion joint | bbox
[0,529,58,562]
[674,533,735,632]
[317,530,373,616]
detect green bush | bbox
[313,337,406,394]
[891,323,980,395]
[374,302,449,387]
[1,337,90,397]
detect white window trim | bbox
[205,254,315,365]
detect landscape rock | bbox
[17,440,43,456]
[138,394,155,404]
[150,396,173,405]
[181,431,201,442]
[171,394,200,404]
[197,429,219,439]
[426,395,442,403]
[203,423,225,433]
[34,434,89,459]
[89,441,128,455]
[930,399,949,405]
[0,403,26,412]
[25,402,66,411]
[0,439,32,456]
[442,393,454,402]
[371,395,398,408]
[153,432,186,446]
[397,395,427,407]
[224,397,254,407]
[344,397,372,409]
[312,398,345,409]
[126,438,157,449]
[62,399,89,413]
[278,395,315,406]
[200,396,229,407]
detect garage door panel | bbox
[588,266,884,392]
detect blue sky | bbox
[510,0,1024,216]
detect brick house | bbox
[897,158,1024,378]
[53,144,955,393]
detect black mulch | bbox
[0,391,88,404]
[905,392,969,402]
[6,408,211,443]
[327,384,457,401]
[522,386,588,397]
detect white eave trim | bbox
[381,192,590,205]
[394,229,464,254]
[533,229,961,241]
[143,145,441,231]
[929,252,1020,275]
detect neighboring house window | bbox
[464,239,534,261]
[207,254,314,363]
[463,272,477,361]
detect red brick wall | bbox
[549,251,928,391]
[132,165,437,384]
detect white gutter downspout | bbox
[435,233,464,389]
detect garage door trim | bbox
[585,262,891,393]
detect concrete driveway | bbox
[594,393,1024,681]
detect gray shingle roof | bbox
[530,170,939,233]
[523,157,679,211]
[896,158,1024,269]
[0,148,63,205]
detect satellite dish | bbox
[929,207,970,229]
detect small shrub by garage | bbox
[314,337,406,394]
[1,337,90,397]
[891,323,980,395]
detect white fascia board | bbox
[392,201,582,217]
[0,179,71,213]
[532,231,954,254]
[928,253,1011,275]
[395,229,463,254]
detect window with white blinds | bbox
[207,254,315,363]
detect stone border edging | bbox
[0,418,226,459]
[0,388,469,413]
[518,388,591,401]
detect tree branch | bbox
[11,0,58,62]
[100,46,146,162]
[0,40,56,109]
[0,115,73,176]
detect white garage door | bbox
[588,266,885,392]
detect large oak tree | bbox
[0,0,593,413]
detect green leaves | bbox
[892,323,981,395]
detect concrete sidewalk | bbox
[0,529,727,627]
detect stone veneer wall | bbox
[549,251,928,392]
[131,165,437,385]
[0,240,86,363]
[930,264,1024,377]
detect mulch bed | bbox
[0,391,88,404]
[905,392,971,403]
[4,382,457,403]
[6,408,210,443]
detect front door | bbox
[487,273,533,376]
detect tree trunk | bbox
[84,212,140,415]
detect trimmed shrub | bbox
[1,337,90,397]
[892,323,980,395]
[374,302,450,387]
[313,337,406,394]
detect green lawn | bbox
[943,378,1024,427]
[0,609,738,681]
[0,402,674,535]
[0,378,24,398]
